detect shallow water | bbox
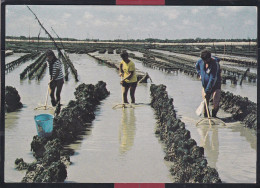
[5,55,53,182]
[93,52,256,183]
[5,53,25,63]
[4,52,256,183]
[65,54,173,183]
[4,53,172,183]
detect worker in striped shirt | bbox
[46,50,64,107]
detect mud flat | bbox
[15,81,110,182]
[150,84,221,183]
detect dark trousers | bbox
[122,82,137,103]
[49,78,64,103]
[202,88,221,117]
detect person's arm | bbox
[47,61,53,84]
[195,60,201,75]
[119,62,124,76]
[46,61,51,77]
[195,60,201,79]
[122,71,133,81]
[205,62,218,94]
[122,62,135,81]
[212,56,220,63]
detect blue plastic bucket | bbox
[34,114,54,137]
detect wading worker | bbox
[46,50,64,107]
[195,49,221,118]
[119,50,138,104]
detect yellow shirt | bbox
[120,60,137,83]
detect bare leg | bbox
[130,82,137,103]
[122,85,130,103]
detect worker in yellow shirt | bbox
[119,50,138,104]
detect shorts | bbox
[50,78,64,89]
[122,81,137,88]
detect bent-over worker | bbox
[195,49,221,118]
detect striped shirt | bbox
[47,59,64,80]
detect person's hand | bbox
[120,78,127,85]
[48,79,53,85]
[204,92,211,101]
[199,76,201,80]
[119,73,123,77]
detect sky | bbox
[5,5,257,40]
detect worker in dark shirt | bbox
[195,49,221,117]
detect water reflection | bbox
[228,123,256,151]
[119,108,136,154]
[197,120,219,169]
[5,111,21,130]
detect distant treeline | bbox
[141,38,257,43]
[6,36,79,41]
[6,36,257,43]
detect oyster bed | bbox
[14,81,110,182]
[150,84,221,183]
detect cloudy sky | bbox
[5,5,257,40]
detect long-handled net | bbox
[34,86,53,110]
[112,103,150,109]
[196,118,226,127]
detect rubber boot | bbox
[212,108,219,118]
[51,99,57,107]
[55,101,61,116]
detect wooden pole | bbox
[204,97,212,128]
[51,27,66,50]
[44,85,50,110]
[27,6,67,61]
[37,28,41,52]
[203,88,212,128]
